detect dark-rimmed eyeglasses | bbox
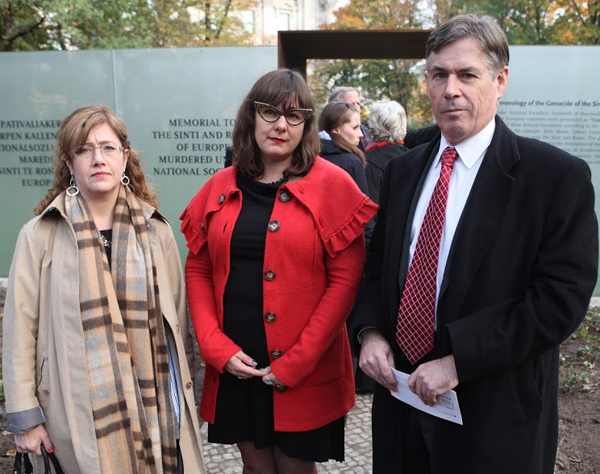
[254,101,312,126]
[72,144,127,159]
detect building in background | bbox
[241,0,347,45]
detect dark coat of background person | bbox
[359,123,372,152]
[403,124,440,149]
[354,116,598,474]
[319,138,374,243]
[365,143,409,203]
[319,139,369,194]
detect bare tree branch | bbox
[5,14,46,51]
[569,0,587,26]
[215,0,233,39]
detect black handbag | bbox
[13,445,64,474]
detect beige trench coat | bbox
[2,193,206,474]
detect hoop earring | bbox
[121,172,131,190]
[66,175,80,197]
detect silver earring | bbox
[66,175,79,197]
[121,172,130,189]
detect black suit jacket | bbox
[355,116,598,474]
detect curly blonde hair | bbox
[34,105,158,215]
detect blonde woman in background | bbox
[365,101,409,203]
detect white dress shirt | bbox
[357,119,497,344]
[406,118,496,324]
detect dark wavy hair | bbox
[319,101,365,165]
[34,105,158,215]
[232,69,320,178]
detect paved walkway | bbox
[200,393,374,474]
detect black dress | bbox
[207,172,345,462]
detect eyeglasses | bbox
[254,101,312,126]
[72,144,127,159]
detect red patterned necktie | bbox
[396,147,458,364]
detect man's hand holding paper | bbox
[391,367,463,425]
[407,354,459,406]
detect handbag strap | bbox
[13,446,64,474]
[41,445,65,474]
[13,452,33,474]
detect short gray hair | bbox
[426,14,509,76]
[368,101,407,143]
[329,86,359,103]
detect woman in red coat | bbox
[180,70,377,473]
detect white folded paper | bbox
[390,368,463,425]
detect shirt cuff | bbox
[7,406,46,434]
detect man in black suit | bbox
[356,14,598,474]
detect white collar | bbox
[438,118,496,169]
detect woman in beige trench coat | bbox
[2,105,206,474]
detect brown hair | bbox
[232,69,320,178]
[34,105,158,215]
[318,102,365,165]
[426,14,509,76]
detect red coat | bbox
[180,157,378,431]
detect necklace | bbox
[100,232,111,248]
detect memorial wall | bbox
[497,47,600,295]
[1,45,599,292]
[498,46,600,173]
[0,46,277,275]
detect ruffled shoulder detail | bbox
[320,197,378,257]
[179,167,237,255]
[286,157,378,258]
[180,205,205,255]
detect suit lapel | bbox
[398,140,441,290]
[382,138,440,334]
[439,117,520,323]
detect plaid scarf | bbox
[66,186,177,474]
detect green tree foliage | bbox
[313,0,599,128]
[451,0,600,44]
[0,0,256,51]
[312,0,433,127]
[322,0,425,30]
[537,0,600,44]
[1,1,56,50]
[311,58,432,126]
